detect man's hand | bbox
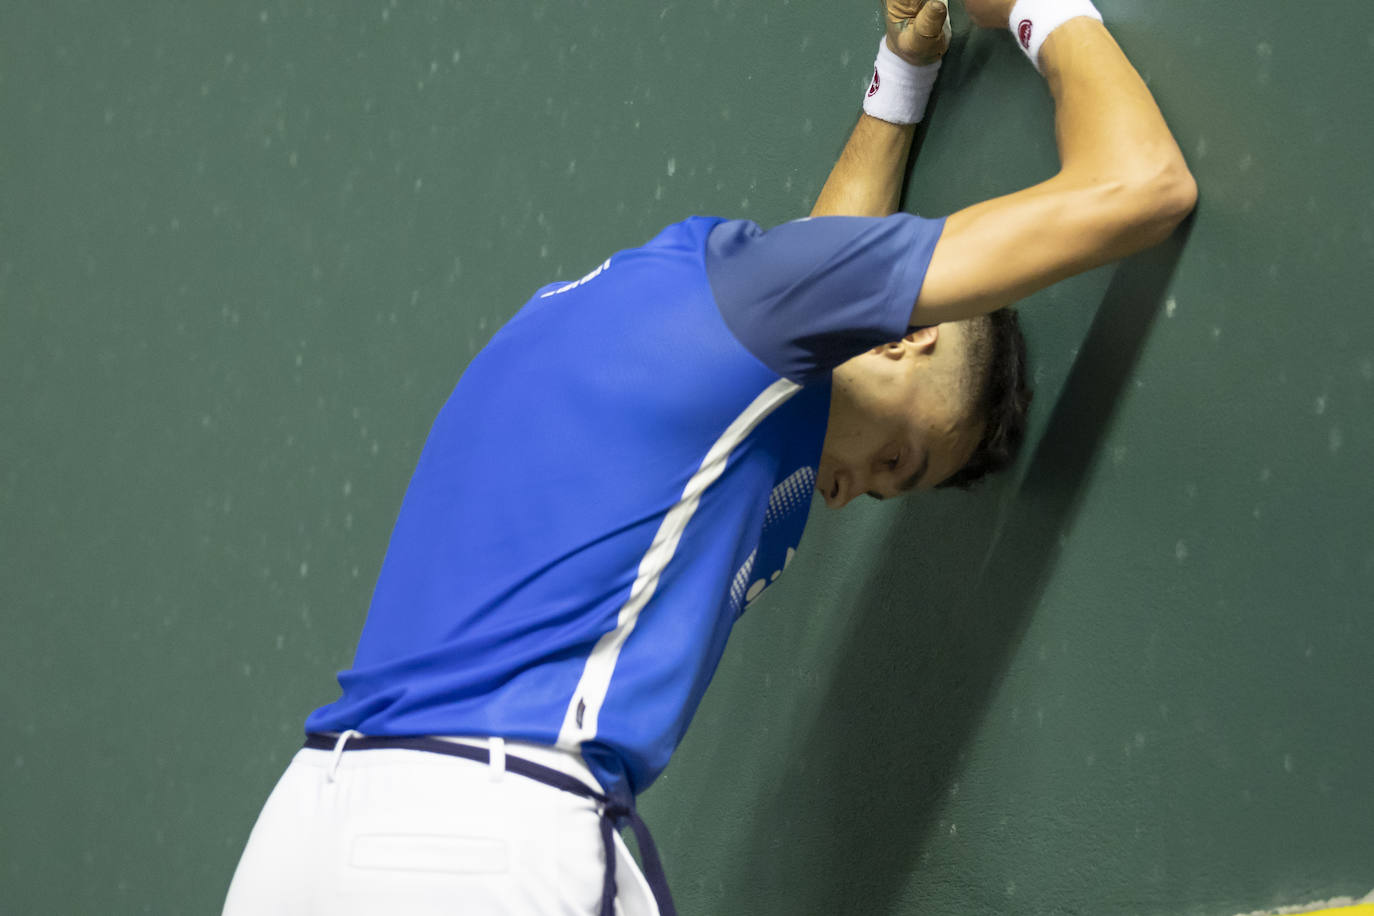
[884,0,952,66]
[961,0,1016,29]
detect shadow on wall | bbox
[720,222,1195,914]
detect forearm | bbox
[810,114,916,218]
[1042,18,1191,190]
[810,0,948,218]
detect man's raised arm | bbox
[811,0,951,218]
[914,0,1197,324]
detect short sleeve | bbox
[704,213,946,385]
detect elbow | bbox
[1126,158,1198,245]
[1152,159,1199,227]
[1074,158,1196,255]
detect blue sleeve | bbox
[704,213,946,385]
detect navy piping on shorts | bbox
[303,733,677,916]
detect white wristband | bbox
[862,37,942,125]
[1006,0,1103,73]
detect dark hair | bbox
[937,308,1033,490]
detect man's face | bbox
[816,326,984,509]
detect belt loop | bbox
[325,729,361,783]
[488,737,506,782]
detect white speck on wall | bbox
[452,49,461,63]
[1259,467,1272,483]
[243,662,253,677]
[1329,426,1343,453]
[299,561,309,578]
[654,184,664,201]
[342,480,352,497]
[259,10,268,24]
[666,157,676,177]
[1210,326,1222,340]
[1257,41,1273,58]
[567,159,576,175]
[1165,296,1177,317]
[539,244,549,259]
[1239,153,1253,172]
[1314,394,1327,414]
[275,634,285,650]
[1174,540,1188,562]
[840,49,851,67]
[1283,753,1294,773]
[949,823,957,836]
[1135,732,1147,749]
[1195,136,1208,158]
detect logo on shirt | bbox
[1017,19,1033,50]
[729,466,815,616]
[539,257,612,299]
[867,68,880,97]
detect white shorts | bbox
[222,737,659,916]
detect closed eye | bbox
[867,452,927,501]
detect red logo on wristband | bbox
[867,67,880,97]
[1018,19,1034,49]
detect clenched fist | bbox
[883,0,952,66]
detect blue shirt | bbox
[307,213,946,797]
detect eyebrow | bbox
[867,453,928,501]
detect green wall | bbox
[2,2,1370,914]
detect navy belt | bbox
[304,733,677,916]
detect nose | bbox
[827,469,861,509]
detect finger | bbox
[915,0,948,38]
[887,0,923,20]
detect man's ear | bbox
[904,324,939,353]
[874,324,939,360]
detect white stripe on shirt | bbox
[555,377,803,752]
